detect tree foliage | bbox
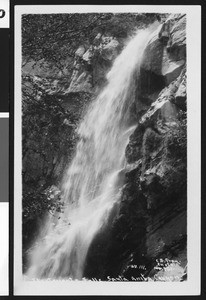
[22,13,162,69]
[22,74,91,223]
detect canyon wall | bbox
[23,13,187,280]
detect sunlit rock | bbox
[141,14,186,87]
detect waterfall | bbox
[27,28,154,280]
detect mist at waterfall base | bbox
[26,26,157,280]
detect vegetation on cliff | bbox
[22,13,163,68]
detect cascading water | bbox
[27,27,155,280]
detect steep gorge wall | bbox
[23,13,187,280]
[83,14,187,281]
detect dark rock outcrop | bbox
[22,13,187,280]
[84,13,187,281]
[116,13,187,280]
[141,13,186,85]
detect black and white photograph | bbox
[14,5,201,296]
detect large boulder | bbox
[139,67,185,125]
[141,14,186,87]
[134,14,186,121]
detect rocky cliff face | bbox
[22,32,126,208]
[23,13,187,280]
[83,13,187,281]
[22,32,124,194]
[67,35,122,93]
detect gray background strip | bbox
[0,118,8,202]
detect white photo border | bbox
[14,5,201,296]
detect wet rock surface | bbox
[22,13,187,280]
[141,14,186,82]
[84,14,187,281]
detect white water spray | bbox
[27,28,154,280]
